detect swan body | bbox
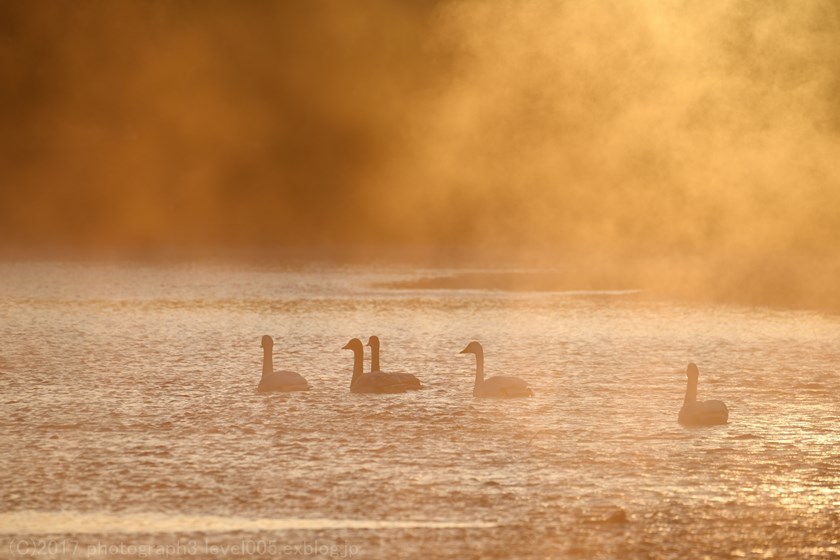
[258,335,310,392]
[459,341,533,398]
[343,338,410,394]
[366,336,422,390]
[678,363,728,425]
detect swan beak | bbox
[341,343,351,350]
[459,348,468,354]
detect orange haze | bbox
[2,1,840,305]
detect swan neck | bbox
[684,376,698,404]
[350,348,364,388]
[370,343,380,373]
[262,346,273,378]
[474,351,485,387]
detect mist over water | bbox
[2,1,840,308]
[1,2,840,558]
[2,1,839,253]
[0,262,838,558]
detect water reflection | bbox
[0,262,838,558]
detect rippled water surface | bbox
[1,262,838,559]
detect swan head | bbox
[365,336,380,349]
[460,341,483,355]
[686,362,699,379]
[342,338,364,353]
[261,335,274,349]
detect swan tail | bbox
[401,374,423,390]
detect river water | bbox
[0,261,837,559]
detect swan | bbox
[258,335,310,392]
[459,341,533,398]
[342,338,410,394]
[678,362,728,425]
[366,336,422,390]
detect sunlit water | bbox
[0,262,837,559]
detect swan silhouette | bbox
[342,338,410,393]
[366,336,422,390]
[678,363,728,425]
[459,341,533,398]
[258,335,310,392]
